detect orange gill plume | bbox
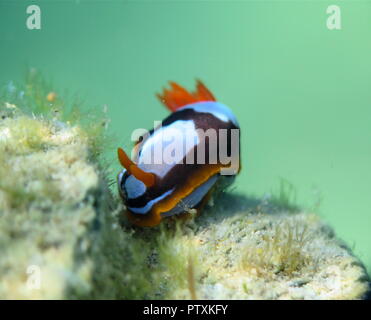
[157,80,216,112]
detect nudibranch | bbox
[117,80,240,227]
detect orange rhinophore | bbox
[117,148,155,188]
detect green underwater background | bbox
[0,0,370,277]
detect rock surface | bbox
[0,104,369,299]
[172,201,369,299]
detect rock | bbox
[0,103,369,300]
[0,104,152,299]
[167,206,370,300]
